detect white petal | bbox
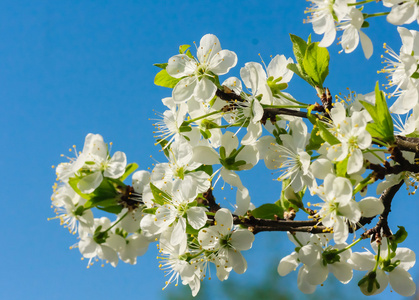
[172,76,197,103]
[192,146,220,165]
[194,77,216,103]
[389,267,416,297]
[166,54,196,78]
[197,34,222,64]
[104,151,127,178]
[278,252,299,276]
[231,229,254,251]
[78,172,103,194]
[208,49,237,75]
[359,31,373,59]
[234,187,251,216]
[329,262,353,284]
[349,252,375,271]
[187,207,208,230]
[358,197,384,218]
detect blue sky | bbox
[1,1,418,299]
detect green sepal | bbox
[250,204,283,220]
[200,129,212,139]
[154,69,182,88]
[411,72,419,79]
[362,21,370,28]
[120,163,139,182]
[360,82,394,143]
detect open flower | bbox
[167,34,237,104]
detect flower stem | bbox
[277,91,308,106]
[348,0,375,6]
[365,12,390,19]
[373,244,381,272]
[104,211,129,233]
[372,138,388,147]
[186,110,221,124]
[262,104,308,109]
[337,237,363,254]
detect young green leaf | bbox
[251,204,283,220]
[150,182,171,206]
[360,82,394,143]
[154,69,181,88]
[316,120,340,145]
[120,163,139,182]
[302,42,330,88]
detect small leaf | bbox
[179,44,191,54]
[154,63,168,69]
[150,182,171,206]
[302,42,330,87]
[69,177,94,200]
[143,207,158,215]
[290,34,308,66]
[392,226,408,244]
[154,69,181,88]
[120,163,139,182]
[306,125,324,151]
[98,205,123,214]
[360,82,394,142]
[336,158,348,177]
[316,120,340,145]
[251,204,283,220]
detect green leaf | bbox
[154,69,181,88]
[290,34,308,67]
[185,223,200,236]
[68,177,94,200]
[153,63,168,69]
[411,72,419,79]
[393,226,408,244]
[85,197,118,210]
[360,82,394,142]
[143,207,158,214]
[336,158,348,177]
[98,205,123,214]
[150,182,171,206]
[192,164,213,177]
[120,163,139,182]
[316,120,340,145]
[251,204,283,220]
[306,125,324,151]
[302,42,330,87]
[179,44,191,54]
[287,63,315,87]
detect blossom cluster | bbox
[49,1,419,297]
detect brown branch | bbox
[361,180,404,239]
[232,216,326,234]
[395,136,419,153]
